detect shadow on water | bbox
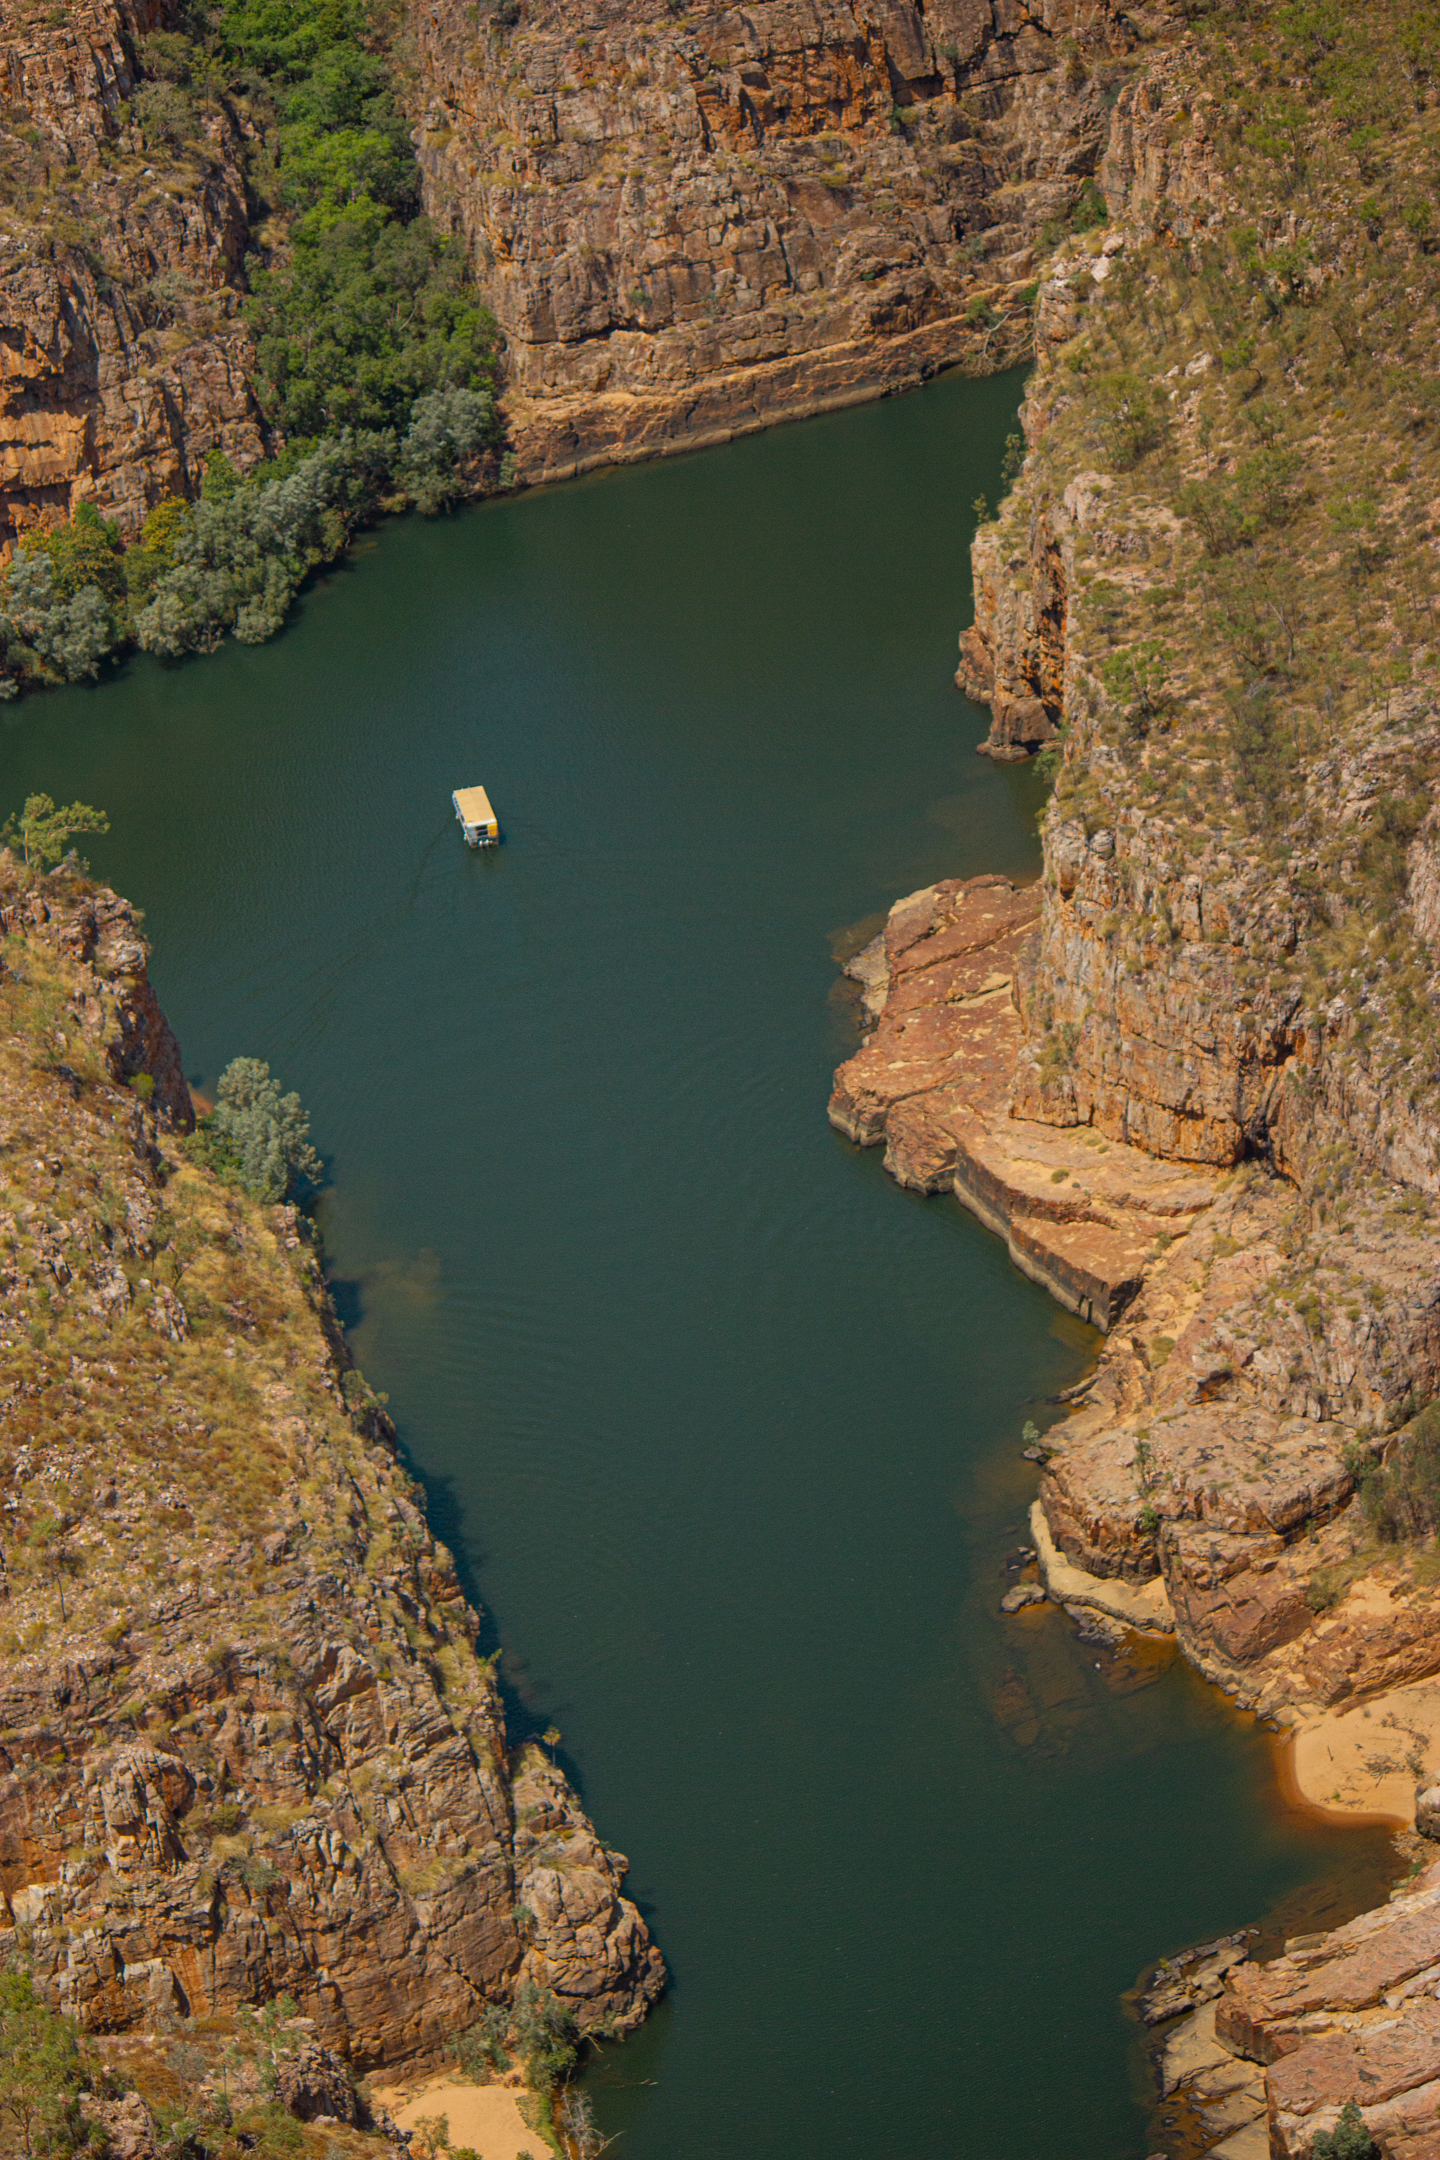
[3,364,1406,2159]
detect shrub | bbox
[131,78,199,148]
[1087,371,1163,469]
[1312,2100,1375,2160]
[1071,177,1107,229]
[1354,1402,1440,1542]
[1178,449,1307,555]
[189,1058,322,1204]
[0,1968,90,2159]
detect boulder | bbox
[275,2042,364,2126]
[1418,1780,1440,1840]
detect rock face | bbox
[829,14,1440,1720]
[1209,1860,1440,2159]
[832,15,1440,2138]
[0,0,264,543]
[0,865,663,2066]
[273,2041,369,2125]
[829,873,1218,1328]
[410,0,1180,480]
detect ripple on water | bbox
[9,367,1395,2160]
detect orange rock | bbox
[406,0,1174,480]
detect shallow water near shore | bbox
[8,368,1397,2157]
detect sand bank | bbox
[369,2075,548,2160]
[1281,1675,1440,1823]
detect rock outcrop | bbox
[833,4,1440,1729]
[410,0,1183,481]
[1,0,1201,535]
[830,873,1220,1328]
[0,862,663,2067]
[1196,1859,1440,2159]
[832,9,1440,2141]
[0,0,264,543]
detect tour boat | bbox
[452,785,500,847]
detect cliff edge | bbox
[411,0,1185,479]
[833,4,1440,2151]
[0,859,663,2069]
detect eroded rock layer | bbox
[0,0,263,542]
[0,864,663,2066]
[411,0,1181,479]
[832,8,1440,2145]
[835,0,1440,1749]
[1188,1860,1440,2160]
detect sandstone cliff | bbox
[0,0,264,545]
[410,0,1183,481]
[836,0,1440,1747]
[0,861,663,2067]
[832,5,1440,2145]
[1,0,1194,540]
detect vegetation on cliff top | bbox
[1003,0,1440,1146]
[0,0,505,697]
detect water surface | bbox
[6,370,1394,2158]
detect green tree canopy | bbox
[193,1057,322,1202]
[0,1969,90,2160]
[248,206,495,441]
[1,797,110,875]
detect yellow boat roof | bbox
[454,786,496,824]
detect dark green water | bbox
[7,369,1393,2158]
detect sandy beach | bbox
[1280,1676,1440,1824]
[369,2074,549,2160]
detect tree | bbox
[22,1517,82,1622]
[1312,2100,1375,2160]
[0,557,122,690]
[399,388,499,513]
[410,2115,450,2160]
[247,206,496,443]
[1,797,110,876]
[191,1058,322,1203]
[510,1983,579,2096]
[0,1970,89,2160]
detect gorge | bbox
[2,373,1389,2159]
[8,0,1440,2156]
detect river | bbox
[5,367,1395,2158]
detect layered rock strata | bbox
[0,0,264,543]
[830,873,1220,1329]
[0,863,663,2065]
[834,12,1440,2144]
[835,7,1440,1736]
[1186,1859,1440,2160]
[410,0,1183,481]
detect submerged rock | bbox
[1000,1583,1046,1614]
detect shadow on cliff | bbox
[385,1436,621,1830]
